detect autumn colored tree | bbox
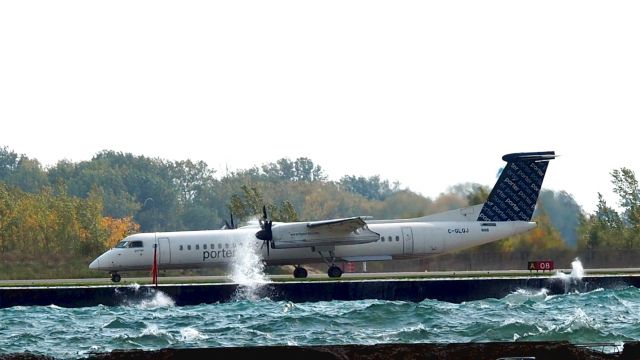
[101,216,140,249]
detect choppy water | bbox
[2,285,640,359]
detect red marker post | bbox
[151,244,158,286]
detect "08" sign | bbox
[528,260,554,271]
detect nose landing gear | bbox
[110,273,121,283]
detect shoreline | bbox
[2,342,637,360]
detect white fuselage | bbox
[89,220,536,272]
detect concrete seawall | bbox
[2,275,640,308]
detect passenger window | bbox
[179,245,183,251]
[396,236,400,242]
[204,244,207,250]
[218,243,222,249]
[225,243,229,249]
[210,244,214,249]
[381,236,385,242]
[188,245,191,250]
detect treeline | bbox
[0,146,445,259]
[4,145,635,268]
[578,168,640,251]
[0,183,138,258]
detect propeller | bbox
[224,212,236,230]
[255,205,273,256]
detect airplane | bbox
[89,151,556,282]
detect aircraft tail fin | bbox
[477,151,556,222]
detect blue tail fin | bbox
[478,151,556,222]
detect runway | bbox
[2,268,640,287]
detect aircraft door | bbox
[425,228,444,254]
[402,227,414,255]
[157,237,171,265]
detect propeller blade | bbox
[256,204,273,256]
[259,238,271,256]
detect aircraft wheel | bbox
[111,273,121,283]
[293,267,308,279]
[328,266,343,278]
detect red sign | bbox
[528,260,554,272]
[344,262,356,273]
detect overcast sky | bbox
[1,1,639,214]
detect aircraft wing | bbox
[271,216,379,249]
[306,217,368,233]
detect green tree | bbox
[6,156,49,193]
[169,160,217,205]
[0,146,19,181]
[227,185,299,223]
[611,168,640,248]
[448,182,490,205]
[260,157,327,182]
[578,193,624,250]
[339,175,400,200]
[0,183,16,253]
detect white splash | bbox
[138,291,176,308]
[128,283,141,291]
[141,324,172,337]
[505,288,549,305]
[552,258,586,293]
[562,308,597,332]
[179,327,208,341]
[553,258,585,281]
[570,258,585,280]
[283,302,295,313]
[230,237,270,300]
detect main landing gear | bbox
[110,272,121,283]
[293,266,308,278]
[291,248,344,279]
[327,265,343,278]
[292,264,343,278]
[319,248,343,278]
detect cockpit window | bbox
[115,240,144,248]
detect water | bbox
[3,259,639,359]
[228,237,270,300]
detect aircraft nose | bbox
[89,258,101,270]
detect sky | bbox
[1,1,639,214]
